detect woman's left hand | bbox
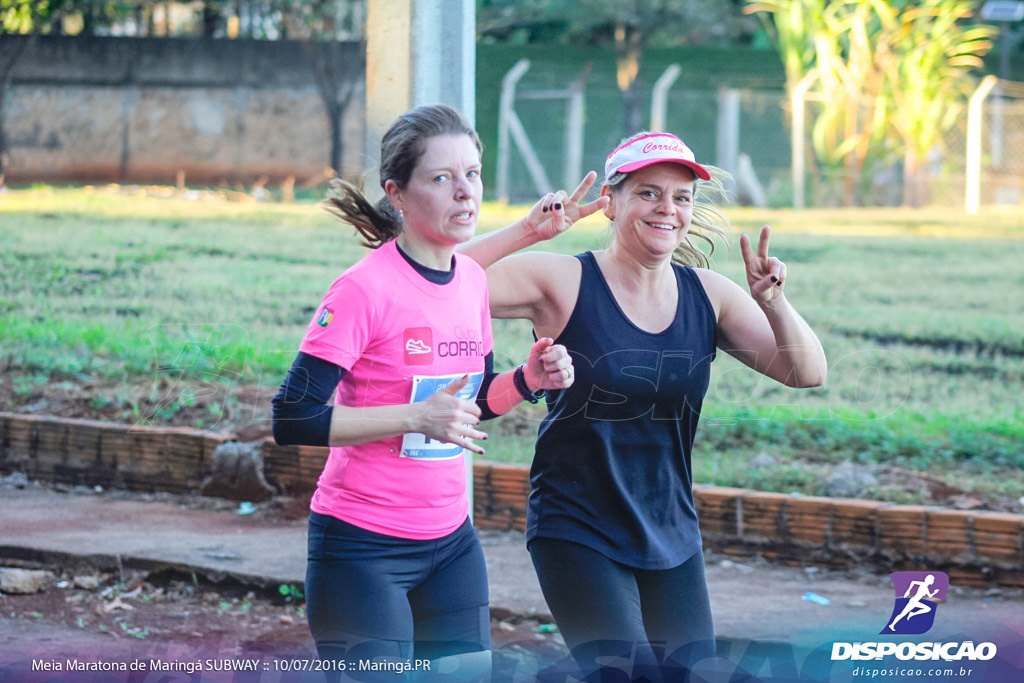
[521,171,610,244]
[523,337,574,392]
[740,225,787,307]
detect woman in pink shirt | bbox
[272,104,599,681]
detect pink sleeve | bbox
[299,276,374,371]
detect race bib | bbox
[400,372,484,460]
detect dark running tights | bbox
[305,513,490,682]
[530,538,716,682]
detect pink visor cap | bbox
[604,133,711,182]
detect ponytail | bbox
[322,179,402,249]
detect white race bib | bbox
[400,372,484,460]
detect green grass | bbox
[3,185,1023,506]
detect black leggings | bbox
[530,537,715,681]
[306,513,490,681]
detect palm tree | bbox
[746,0,993,207]
[881,0,993,207]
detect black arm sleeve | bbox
[271,351,345,447]
[476,352,501,421]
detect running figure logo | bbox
[881,571,949,635]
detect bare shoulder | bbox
[692,267,744,317]
[487,251,583,329]
[497,251,581,288]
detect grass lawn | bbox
[2,185,1023,510]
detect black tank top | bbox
[527,251,718,569]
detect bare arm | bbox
[702,225,827,388]
[459,172,603,324]
[459,171,608,269]
[328,374,488,451]
[480,337,573,415]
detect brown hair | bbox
[606,131,731,269]
[323,104,482,249]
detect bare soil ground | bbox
[0,561,567,679]
[0,376,571,677]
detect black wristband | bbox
[513,364,546,404]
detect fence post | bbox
[791,72,816,211]
[716,88,741,177]
[497,59,530,204]
[650,64,681,132]
[564,66,590,189]
[966,75,999,215]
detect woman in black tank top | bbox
[462,133,827,681]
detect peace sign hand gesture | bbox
[740,225,787,307]
[522,171,610,243]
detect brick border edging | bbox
[2,412,1023,587]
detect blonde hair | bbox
[606,132,731,269]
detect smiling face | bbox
[602,162,697,262]
[386,133,483,262]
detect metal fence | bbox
[496,63,1024,211]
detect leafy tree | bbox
[0,0,57,185]
[747,0,993,207]
[810,0,896,205]
[1,1,143,35]
[881,0,993,207]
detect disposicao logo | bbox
[882,571,948,635]
[317,307,334,327]
[831,570,998,664]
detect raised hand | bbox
[523,337,574,392]
[740,225,787,306]
[417,374,487,454]
[522,171,610,243]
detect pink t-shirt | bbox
[299,240,493,540]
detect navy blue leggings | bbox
[306,512,490,679]
[530,537,716,681]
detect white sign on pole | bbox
[981,1,1024,22]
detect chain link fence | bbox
[496,69,1024,211]
[973,80,1024,208]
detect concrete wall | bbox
[2,35,366,185]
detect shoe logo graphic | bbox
[405,339,431,355]
[403,327,434,365]
[881,571,948,635]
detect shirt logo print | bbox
[403,327,434,365]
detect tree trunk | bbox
[307,41,363,177]
[0,36,31,188]
[329,105,343,176]
[202,2,221,37]
[902,147,925,208]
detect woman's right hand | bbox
[413,375,488,455]
[520,171,610,244]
